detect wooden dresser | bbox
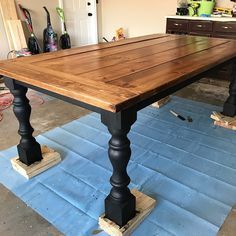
[166,16,236,80]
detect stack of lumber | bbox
[211,111,236,131]
[0,0,27,51]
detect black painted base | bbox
[17,142,42,166]
[222,103,236,117]
[105,193,136,227]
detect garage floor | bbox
[0,79,235,236]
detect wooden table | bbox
[1,34,236,227]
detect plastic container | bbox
[188,0,215,17]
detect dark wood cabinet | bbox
[166,17,236,81]
[167,19,188,34]
[189,21,213,35]
[166,18,236,38]
[213,22,236,39]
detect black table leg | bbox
[4,78,42,166]
[101,109,137,227]
[223,61,236,117]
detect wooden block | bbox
[152,96,170,108]
[99,189,156,236]
[214,121,236,131]
[7,20,27,50]
[11,145,61,179]
[211,111,236,125]
[218,205,236,236]
[211,111,236,130]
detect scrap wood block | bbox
[152,96,170,108]
[211,111,236,131]
[11,145,61,179]
[218,205,236,236]
[214,121,236,131]
[99,189,156,236]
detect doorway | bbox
[60,0,98,47]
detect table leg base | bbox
[222,103,236,117]
[11,145,61,179]
[17,142,42,166]
[99,189,156,236]
[105,192,136,227]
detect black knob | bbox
[87,2,91,5]
[88,13,93,16]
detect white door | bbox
[61,0,98,47]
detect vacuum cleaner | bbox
[56,7,71,49]
[19,4,41,55]
[43,6,58,52]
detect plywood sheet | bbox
[7,20,27,50]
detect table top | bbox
[0,34,236,113]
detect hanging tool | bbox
[56,7,71,49]
[18,4,41,55]
[43,6,58,52]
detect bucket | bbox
[188,0,215,16]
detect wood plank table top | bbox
[0,34,236,112]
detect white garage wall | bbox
[98,0,236,42]
[216,0,235,8]
[99,0,177,41]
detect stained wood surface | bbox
[0,34,236,112]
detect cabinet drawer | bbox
[167,19,188,32]
[214,22,236,34]
[189,21,213,32]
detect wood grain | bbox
[7,20,27,50]
[0,34,236,112]
[0,0,19,50]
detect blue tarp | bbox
[0,96,236,236]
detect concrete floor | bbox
[0,79,235,235]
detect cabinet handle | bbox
[196,24,203,28]
[222,26,232,29]
[174,23,182,26]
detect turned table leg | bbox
[4,78,42,166]
[223,61,236,117]
[101,109,137,227]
